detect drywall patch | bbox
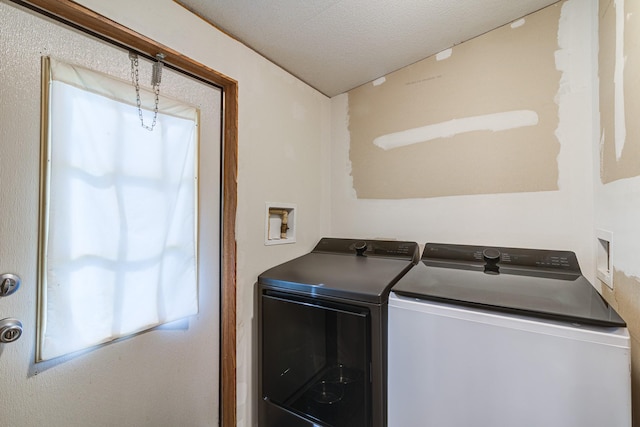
[373,110,539,150]
[511,18,526,28]
[436,48,452,61]
[600,0,640,182]
[347,3,561,199]
[614,0,626,160]
[372,76,386,86]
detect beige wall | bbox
[348,4,562,199]
[332,0,639,422]
[331,0,597,283]
[599,0,640,182]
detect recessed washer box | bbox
[265,203,296,245]
[596,229,613,289]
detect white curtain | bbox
[39,57,199,361]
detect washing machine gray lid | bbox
[258,238,419,304]
[391,243,626,327]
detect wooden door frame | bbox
[9,1,238,426]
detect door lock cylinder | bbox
[0,273,21,297]
[0,318,23,343]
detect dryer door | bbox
[260,290,371,427]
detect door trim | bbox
[10,1,238,425]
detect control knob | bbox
[355,241,368,256]
[482,248,501,275]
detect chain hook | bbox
[129,51,165,131]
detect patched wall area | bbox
[599,0,640,182]
[331,0,596,283]
[347,3,562,199]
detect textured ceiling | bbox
[176,0,560,97]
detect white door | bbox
[0,2,222,426]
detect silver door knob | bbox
[0,318,23,343]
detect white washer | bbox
[387,244,631,427]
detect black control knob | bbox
[482,248,501,275]
[355,241,368,256]
[482,248,501,262]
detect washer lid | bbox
[391,243,626,327]
[258,238,419,303]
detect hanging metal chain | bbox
[129,52,165,131]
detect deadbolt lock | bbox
[0,273,20,297]
[0,318,23,343]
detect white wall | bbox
[330,0,598,281]
[595,181,640,280]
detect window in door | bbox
[37,56,199,361]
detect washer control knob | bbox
[482,248,501,275]
[355,241,368,256]
[0,318,23,343]
[482,248,501,262]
